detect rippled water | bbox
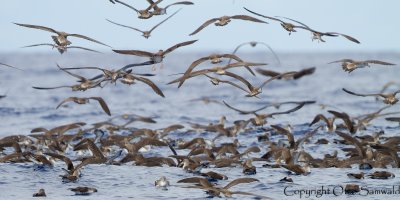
[0,52,400,199]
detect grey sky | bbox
[0,0,398,53]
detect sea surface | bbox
[0,52,400,199]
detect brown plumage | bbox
[281,17,360,43]
[32,189,46,197]
[343,88,400,105]
[113,40,197,63]
[281,163,311,175]
[347,172,364,179]
[33,64,103,91]
[69,187,98,195]
[106,8,180,39]
[56,97,111,116]
[243,8,302,35]
[31,122,86,136]
[224,101,314,126]
[328,110,355,133]
[368,171,395,179]
[14,23,110,47]
[256,67,316,80]
[189,15,267,36]
[335,131,369,159]
[114,0,155,19]
[309,114,336,132]
[175,53,253,87]
[22,43,100,54]
[168,62,266,90]
[148,0,194,15]
[180,177,266,198]
[329,59,395,73]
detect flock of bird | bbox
[1,0,399,199]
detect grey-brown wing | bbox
[268,102,306,117]
[177,56,214,88]
[106,19,144,33]
[231,42,251,57]
[89,97,111,116]
[14,23,58,34]
[113,49,154,57]
[243,7,283,23]
[364,60,396,65]
[223,178,259,189]
[57,64,87,81]
[67,46,101,53]
[32,86,72,90]
[295,126,321,150]
[208,75,249,93]
[164,1,194,10]
[145,0,162,10]
[342,88,381,97]
[255,42,281,66]
[134,138,168,151]
[149,9,181,32]
[223,101,254,115]
[279,16,310,28]
[328,59,354,64]
[335,131,365,158]
[271,125,294,147]
[85,139,105,159]
[222,62,267,70]
[67,33,111,47]
[223,71,254,91]
[309,114,329,126]
[164,40,198,55]
[44,152,74,171]
[189,18,219,35]
[134,76,165,97]
[293,67,316,79]
[224,60,257,76]
[379,81,396,94]
[230,15,268,23]
[326,32,360,44]
[177,177,206,183]
[114,0,139,12]
[256,68,281,77]
[0,62,23,71]
[22,43,54,48]
[56,97,77,109]
[119,60,155,71]
[328,110,355,133]
[258,71,296,89]
[167,69,210,85]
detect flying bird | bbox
[243,8,302,35]
[189,15,267,36]
[106,8,181,39]
[56,97,111,116]
[113,40,197,63]
[148,0,194,15]
[114,0,155,19]
[281,17,360,43]
[14,23,110,47]
[228,41,281,66]
[343,88,400,105]
[22,43,100,54]
[329,59,395,73]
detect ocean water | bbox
[0,52,400,199]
